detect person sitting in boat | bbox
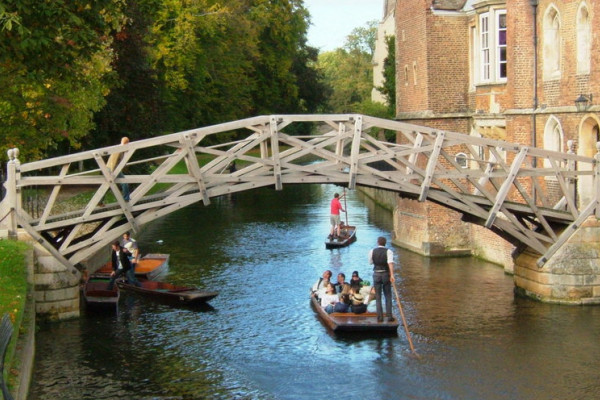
[333,284,352,313]
[364,286,377,311]
[338,221,348,238]
[311,270,332,297]
[349,270,363,292]
[320,283,339,314]
[349,292,367,314]
[333,272,349,294]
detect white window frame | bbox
[479,13,490,82]
[496,11,507,81]
[455,153,468,168]
[477,9,507,85]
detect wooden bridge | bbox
[1,114,599,275]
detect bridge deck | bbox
[1,114,597,269]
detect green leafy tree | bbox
[291,43,331,113]
[90,0,164,150]
[246,0,311,114]
[0,0,126,161]
[1,0,329,160]
[317,21,377,113]
[376,35,396,115]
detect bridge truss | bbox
[1,114,598,272]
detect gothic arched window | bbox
[576,4,591,74]
[543,6,561,80]
[543,116,563,168]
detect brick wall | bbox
[427,14,470,113]
[396,0,431,113]
[392,0,600,272]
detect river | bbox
[30,184,600,400]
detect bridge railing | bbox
[1,114,598,268]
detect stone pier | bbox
[514,216,600,304]
[12,231,81,321]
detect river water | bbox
[30,185,600,400]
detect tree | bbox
[1,0,330,161]
[376,35,396,115]
[0,0,126,161]
[91,0,164,150]
[317,21,377,113]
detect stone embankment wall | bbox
[15,231,80,322]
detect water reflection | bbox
[31,185,600,400]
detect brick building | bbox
[391,0,599,271]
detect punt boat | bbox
[325,224,357,249]
[310,293,398,334]
[83,274,119,311]
[97,253,169,280]
[117,279,218,307]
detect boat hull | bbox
[83,275,119,311]
[325,226,357,249]
[310,295,398,333]
[118,280,218,307]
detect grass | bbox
[0,240,29,322]
[0,239,30,390]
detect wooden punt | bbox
[117,280,218,307]
[325,224,357,249]
[83,274,119,311]
[310,294,398,334]
[97,253,169,280]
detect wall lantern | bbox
[574,94,593,112]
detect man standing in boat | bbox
[328,192,345,239]
[107,241,141,290]
[369,237,395,323]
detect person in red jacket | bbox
[328,192,345,239]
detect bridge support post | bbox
[514,216,600,304]
[0,149,20,239]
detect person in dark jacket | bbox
[349,270,363,292]
[369,236,395,322]
[107,241,141,290]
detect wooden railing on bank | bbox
[1,114,598,272]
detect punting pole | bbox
[392,284,417,355]
[343,188,348,225]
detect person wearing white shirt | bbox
[311,269,332,297]
[319,282,339,314]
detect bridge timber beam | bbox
[0,114,598,272]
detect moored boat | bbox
[310,293,398,334]
[325,224,357,249]
[97,253,169,280]
[83,274,119,311]
[118,279,218,307]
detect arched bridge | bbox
[1,114,598,274]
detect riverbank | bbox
[0,239,35,400]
